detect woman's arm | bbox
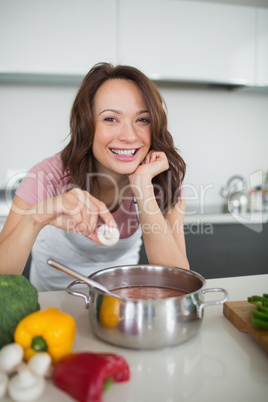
[0,196,41,274]
[0,189,117,275]
[129,151,189,270]
[135,185,189,269]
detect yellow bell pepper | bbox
[99,296,121,328]
[14,307,76,364]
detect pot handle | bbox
[66,280,91,309]
[197,288,228,318]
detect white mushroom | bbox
[0,343,23,374]
[0,371,8,398]
[28,352,52,377]
[97,224,120,246]
[8,366,45,401]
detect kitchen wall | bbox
[0,0,268,210]
[159,85,268,208]
[1,82,267,209]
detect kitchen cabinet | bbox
[185,222,268,278]
[0,0,117,75]
[256,8,268,86]
[139,223,268,279]
[118,0,256,85]
[1,0,267,88]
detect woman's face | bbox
[92,79,151,178]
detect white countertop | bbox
[184,211,268,225]
[1,195,268,230]
[3,274,267,402]
[1,212,268,234]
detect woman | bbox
[0,63,189,290]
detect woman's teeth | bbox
[111,149,136,156]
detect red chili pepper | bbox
[53,352,130,402]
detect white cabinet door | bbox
[118,0,255,85]
[256,8,268,86]
[0,0,117,75]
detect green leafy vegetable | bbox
[248,293,268,330]
[0,275,40,348]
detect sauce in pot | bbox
[111,286,188,300]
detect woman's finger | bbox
[95,201,118,228]
[44,188,118,237]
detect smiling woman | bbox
[0,62,189,291]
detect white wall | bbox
[1,83,268,208]
[0,84,77,184]
[160,85,268,207]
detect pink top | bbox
[16,153,139,239]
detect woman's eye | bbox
[137,117,150,124]
[104,117,117,123]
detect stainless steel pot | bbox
[66,265,228,349]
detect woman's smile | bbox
[110,147,141,160]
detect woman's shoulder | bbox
[29,152,63,174]
[15,153,67,205]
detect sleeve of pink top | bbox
[15,153,66,206]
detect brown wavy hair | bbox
[61,62,186,212]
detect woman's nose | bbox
[117,121,138,142]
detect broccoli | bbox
[0,275,40,348]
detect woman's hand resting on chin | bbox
[128,151,169,188]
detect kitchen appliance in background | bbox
[0,170,26,229]
[220,175,249,214]
[263,172,268,211]
[5,170,26,206]
[250,186,263,212]
[5,169,26,191]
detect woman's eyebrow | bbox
[99,108,149,116]
[137,110,149,115]
[99,108,122,116]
